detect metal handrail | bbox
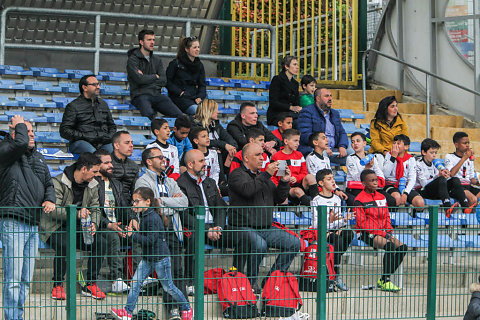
[0,6,277,77]
[362,48,480,138]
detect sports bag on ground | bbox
[298,243,336,292]
[261,270,303,317]
[217,271,259,319]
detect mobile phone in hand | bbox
[277,160,286,176]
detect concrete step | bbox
[432,126,480,141]
[336,89,403,103]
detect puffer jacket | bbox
[133,208,170,262]
[110,152,139,203]
[60,95,116,148]
[0,124,55,225]
[464,282,480,320]
[369,116,409,154]
[127,47,167,100]
[227,114,281,149]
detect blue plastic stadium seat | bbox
[99,72,128,82]
[104,99,131,110]
[64,69,94,79]
[4,111,47,122]
[360,123,370,129]
[351,237,368,247]
[390,211,426,226]
[100,85,129,96]
[416,211,462,226]
[35,132,67,143]
[43,113,64,123]
[131,134,149,146]
[409,142,421,153]
[228,79,269,90]
[58,82,79,93]
[419,234,466,248]
[131,149,143,162]
[0,65,33,76]
[118,116,150,126]
[207,89,236,100]
[15,97,57,108]
[48,170,63,178]
[38,148,74,160]
[206,78,236,88]
[218,106,237,115]
[52,97,75,108]
[393,233,427,248]
[338,109,355,119]
[334,174,346,183]
[259,81,270,89]
[342,122,359,134]
[0,96,19,106]
[257,108,267,116]
[457,235,480,248]
[0,115,8,122]
[227,103,241,110]
[273,211,311,226]
[230,90,268,101]
[30,67,69,78]
[0,80,26,90]
[23,80,63,93]
[423,198,456,206]
[450,213,479,226]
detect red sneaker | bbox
[51,285,66,300]
[111,308,132,320]
[181,308,193,320]
[82,283,106,300]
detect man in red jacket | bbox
[354,169,407,292]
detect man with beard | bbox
[60,74,116,154]
[110,131,139,204]
[94,149,139,293]
[297,88,348,165]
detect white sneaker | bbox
[111,278,130,293]
[186,285,195,296]
[141,276,158,288]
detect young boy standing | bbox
[147,119,180,180]
[271,129,318,205]
[272,113,293,142]
[189,127,221,186]
[306,131,331,175]
[311,169,354,291]
[445,132,480,206]
[167,115,193,159]
[383,134,424,209]
[299,75,316,108]
[416,138,469,215]
[229,128,270,173]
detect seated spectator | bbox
[177,150,251,290]
[267,55,301,126]
[60,74,116,154]
[110,131,139,203]
[229,128,270,173]
[306,131,331,174]
[147,119,180,180]
[416,138,469,215]
[272,113,293,142]
[311,169,354,291]
[369,96,408,156]
[463,276,480,320]
[299,75,316,108]
[40,153,107,300]
[228,143,301,291]
[166,36,206,115]
[271,129,318,205]
[298,88,348,165]
[0,115,55,319]
[445,132,480,206]
[227,102,281,153]
[127,29,183,119]
[189,127,220,186]
[167,115,193,161]
[383,134,424,211]
[94,149,138,294]
[354,169,407,292]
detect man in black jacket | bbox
[227,102,281,154]
[177,150,250,285]
[0,115,55,319]
[110,131,139,203]
[60,74,116,154]
[127,29,183,119]
[228,143,301,290]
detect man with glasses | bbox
[60,74,117,154]
[135,147,188,320]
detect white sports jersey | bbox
[310,193,345,230]
[306,151,331,175]
[445,153,475,185]
[383,153,417,194]
[204,149,220,185]
[346,153,384,183]
[415,157,439,188]
[146,140,180,177]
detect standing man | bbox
[0,115,55,319]
[228,143,301,292]
[60,74,116,154]
[298,88,349,165]
[110,131,139,203]
[135,147,189,320]
[127,29,184,119]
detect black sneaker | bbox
[252,283,262,295]
[168,308,181,320]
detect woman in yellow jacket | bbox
[369,96,409,155]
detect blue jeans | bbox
[132,94,183,119]
[69,140,113,154]
[125,257,190,315]
[184,104,198,115]
[1,219,39,320]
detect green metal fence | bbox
[0,205,478,319]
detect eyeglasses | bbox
[149,155,165,160]
[132,199,145,205]
[87,83,100,87]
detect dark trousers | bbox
[47,224,107,286]
[131,94,183,119]
[420,176,468,208]
[326,229,355,275]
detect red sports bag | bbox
[204,268,226,294]
[261,270,303,317]
[217,271,259,319]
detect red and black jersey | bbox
[354,190,392,237]
[271,150,307,186]
[272,129,283,141]
[230,150,270,174]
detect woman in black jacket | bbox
[166,36,207,115]
[267,55,301,126]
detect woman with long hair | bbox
[369,96,409,155]
[166,36,206,115]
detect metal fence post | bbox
[426,205,439,320]
[193,206,206,318]
[94,15,101,75]
[316,206,328,320]
[66,205,77,320]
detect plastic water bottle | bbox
[432,159,446,171]
[81,216,94,245]
[359,154,375,166]
[398,177,406,194]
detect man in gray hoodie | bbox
[127,29,183,120]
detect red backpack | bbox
[261,270,303,317]
[217,271,259,319]
[298,244,336,292]
[204,268,226,294]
